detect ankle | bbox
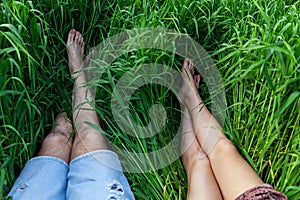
[73,72,86,81]
[183,150,211,180]
[184,94,203,112]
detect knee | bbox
[212,138,237,158]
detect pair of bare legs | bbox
[38,29,107,165]
[180,59,264,200]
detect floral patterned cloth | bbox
[236,184,288,200]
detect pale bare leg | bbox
[180,59,263,200]
[67,29,107,160]
[181,71,222,200]
[182,105,222,200]
[38,112,73,163]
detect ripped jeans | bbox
[8,150,135,200]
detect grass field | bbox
[1,0,299,199]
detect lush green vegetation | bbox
[1,0,299,199]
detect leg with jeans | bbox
[66,29,135,200]
[8,112,73,200]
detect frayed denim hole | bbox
[17,182,28,191]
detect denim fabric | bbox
[8,150,135,200]
[67,150,135,200]
[8,156,68,200]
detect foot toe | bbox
[68,29,76,45]
[80,35,84,46]
[183,59,189,69]
[79,36,82,45]
[188,60,194,71]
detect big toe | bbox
[183,59,189,70]
[182,59,193,78]
[67,29,76,45]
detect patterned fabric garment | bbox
[235,184,288,200]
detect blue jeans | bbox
[8,150,135,200]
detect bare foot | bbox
[67,29,85,78]
[181,65,203,169]
[179,59,202,109]
[38,112,73,163]
[181,65,201,167]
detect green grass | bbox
[1,0,299,199]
